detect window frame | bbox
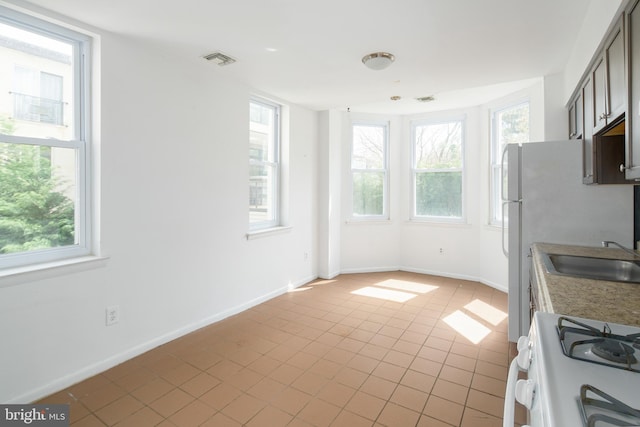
[489,100,530,226]
[349,121,390,221]
[0,6,93,270]
[410,117,465,223]
[249,97,281,231]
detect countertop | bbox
[531,242,640,327]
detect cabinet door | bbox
[593,56,607,134]
[626,0,640,179]
[569,102,577,139]
[568,94,584,139]
[582,76,595,183]
[607,23,626,122]
[576,92,583,139]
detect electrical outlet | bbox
[106,305,120,326]
[439,248,444,254]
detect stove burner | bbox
[579,384,640,427]
[556,316,640,372]
[591,339,637,364]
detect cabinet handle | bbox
[620,164,627,173]
[599,113,606,121]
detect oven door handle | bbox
[503,357,520,427]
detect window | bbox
[249,98,280,230]
[351,123,388,219]
[411,119,464,220]
[0,7,92,270]
[490,102,529,225]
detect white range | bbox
[504,311,640,427]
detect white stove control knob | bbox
[517,335,529,351]
[516,336,531,371]
[515,379,536,410]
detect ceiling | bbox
[18,0,594,114]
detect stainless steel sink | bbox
[541,253,640,283]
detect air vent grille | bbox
[203,52,236,66]
[415,96,435,103]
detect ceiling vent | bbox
[416,96,435,103]
[203,52,236,66]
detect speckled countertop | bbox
[531,242,640,327]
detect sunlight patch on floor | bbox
[351,286,417,303]
[464,299,507,326]
[375,279,439,294]
[443,310,492,344]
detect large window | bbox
[249,98,280,230]
[490,102,529,225]
[351,123,388,219]
[411,119,464,220]
[0,7,92,269]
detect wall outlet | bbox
[106,305,120,326]
[439,248,444,254]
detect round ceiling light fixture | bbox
[362,52,395,70]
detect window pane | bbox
[0,21,74,140]
[414,122,462,169]
[249,103,276,162]
[249,99,279,229]
[249,163,276,224]
[415,171,462,217]
[0,142,77,254]
[352,171,384,216]
[352,125,384,169]
[497,103,529,148]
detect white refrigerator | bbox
[502,140,634,342]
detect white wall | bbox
[0,17,318,403]
[563,0,626,104]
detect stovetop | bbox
[529,312,640,427]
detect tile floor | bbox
[39,271,527,426]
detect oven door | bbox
[504,335,534,427]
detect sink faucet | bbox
[601,241,640,259]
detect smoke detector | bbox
[203,52,236,66]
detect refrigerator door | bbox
[508,140,633,341]
[503,144,523,342]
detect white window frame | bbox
[0,6,92,271]
[249,97,281,231]
[490,100,530,226]
[350,121,389,220]
[410,118,465,223]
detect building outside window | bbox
[490,101,529,225]
[0,7,91,269]
[13,66,64,125]
[249,98,280,230]
[411,119,464,221]
[351,122,388,219]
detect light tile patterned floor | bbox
[39,271,527,426]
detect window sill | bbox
[246,226,292,240]
[0,255,109,288]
